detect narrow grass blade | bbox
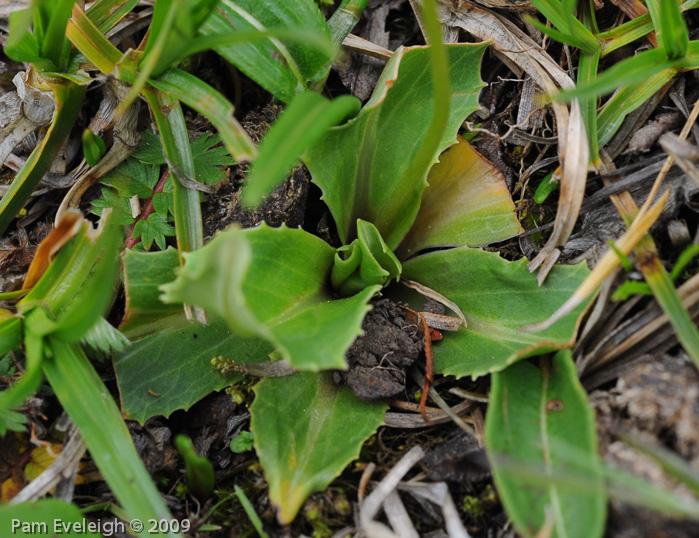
[0,80,84,236]
[489,453,699,520]
[66,5,121,74]
[558,49,677,102]
[86,0,139,33]
[175,435,214,500]
[5,7,46,66]
[42,340,180,537]
[327,0,369,49]
[41,0,74,69]
[141,88,203,257]
[597,68,677,146]
[620,433,699,497]
[151,69,256,161]
[234,485,271,538]
[528,0,600,54]
[242,91,360,207]
[640,238,699,366]
[579,1,601,165]
[646,0,689,60]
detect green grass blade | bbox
[529,0,600,54]
[578,0,601,164]
[641,243,699,366]
[670,244,699,280]
[151,69,256,161]
[42,339,180,537]
[66,4,122,74]
[40,0,75,69]
[620,433,699,497]
[600,0,698,56]
[242,91,360,207]
[0,80,84,236]
[559,48,677,102]
[141,88,203,257]
[5,7,48,67]
[86,0,140,33]
[327,0,369,48]
[597,68,677,146]
[175,435,215,499]
[578,50,601,163]
[234,485,271,538]
[646,0,689,60]
[599,14,654,55]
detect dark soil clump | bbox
[335,299,422,400]
[201,104,309,238]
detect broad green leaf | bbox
[202,0,332,102]
[43,340,180,538]
[332,220,401,296]
[401,248,589,378]
[0,499,101,537]
[114,313,272,423]
[91,188,134,226]
[130,129,234,185]
[397,136,523,258]
[132,213,176,251]
[304,44,487,249]
[251,372,386,523]
[120,248,181,334]
[101,158,160,199]
[485,351,606,538]
[48,213,121,344]
[242,91,360,207]
[160,225,379,370]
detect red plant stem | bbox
[418,312,434,422]
[125,168,170,249]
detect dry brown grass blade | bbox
[342,33,393,61]
[437,0,589,282]
[523,187,671,333]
